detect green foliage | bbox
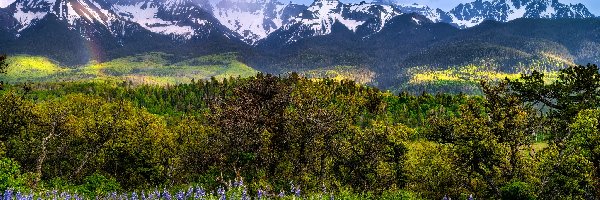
[1,53,258,85]
[537,147,596,199]
[78,173,121,197]
[0,158,25,191]
[404,141,466,199]
[425,80,538,198]
[509,64,600,142]
[500,181,535,200]
[0,66,599,199]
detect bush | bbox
[0,158,24,191]
[500,181,535,200]
[78,173,121,197]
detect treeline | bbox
[1,64,600,199]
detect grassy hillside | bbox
[1,55,69,82]
[1,53,258,85]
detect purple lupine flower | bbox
[194,187,205,199]
[186,187,193,199]
[294,187,301,197]
[15,191,22,200]
[3,189,11,200]
[110,192,118,200]
[162,189,172,200]
[217,187,225,200]
[131,192,138,200]
[241,188,248,200]
[257,189,264,200]
[468,194,474,200]
[175,191,184,200]
[146,191,154,200]
[278,191,284,198]
[141,192,147,200]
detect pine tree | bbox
[0,54,8,90]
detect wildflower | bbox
[186,187,194,199]
[257,189,264,199]
[176,191,185,200]
[217,187,226,200]
[3,189,13,200]
[131,192,138,200]
[194,187,205,199]
[162,189,172,200]
[278,191,284,198]
[241,188,249,200]
[294,187,301,197]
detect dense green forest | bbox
[1,52,600,199]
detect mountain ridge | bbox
[0,0,595,45]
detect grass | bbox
[2,53,259,85]
[1,55,69,83]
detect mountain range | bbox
[0,0,599,89]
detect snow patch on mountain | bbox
[295,0,356,35]
[1,0,17,8]
[212,0,291,44]
[113,2,196,39]
[13,5,47,31]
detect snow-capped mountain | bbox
[110,0,224,40]
[211,0,306,44]
[446,0,594,28]
[8,0,119,32]
[266,0,401,44]
[0,0,596,47]
[374,0,595,28]
[371,0,450,23]
[2,0,234,40]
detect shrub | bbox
[0,158,24,191]
[500,181,535,200]
[78,173,121,197]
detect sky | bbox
[0,0,599,15]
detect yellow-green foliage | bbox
[85,52,258,85]
[410,64,521,84]
[404,141,468,199]
[409,64,560,85]
[1,55,68,83]
[4,53,258,85]
[301,66,376,84]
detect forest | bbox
[1,52,600,199]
